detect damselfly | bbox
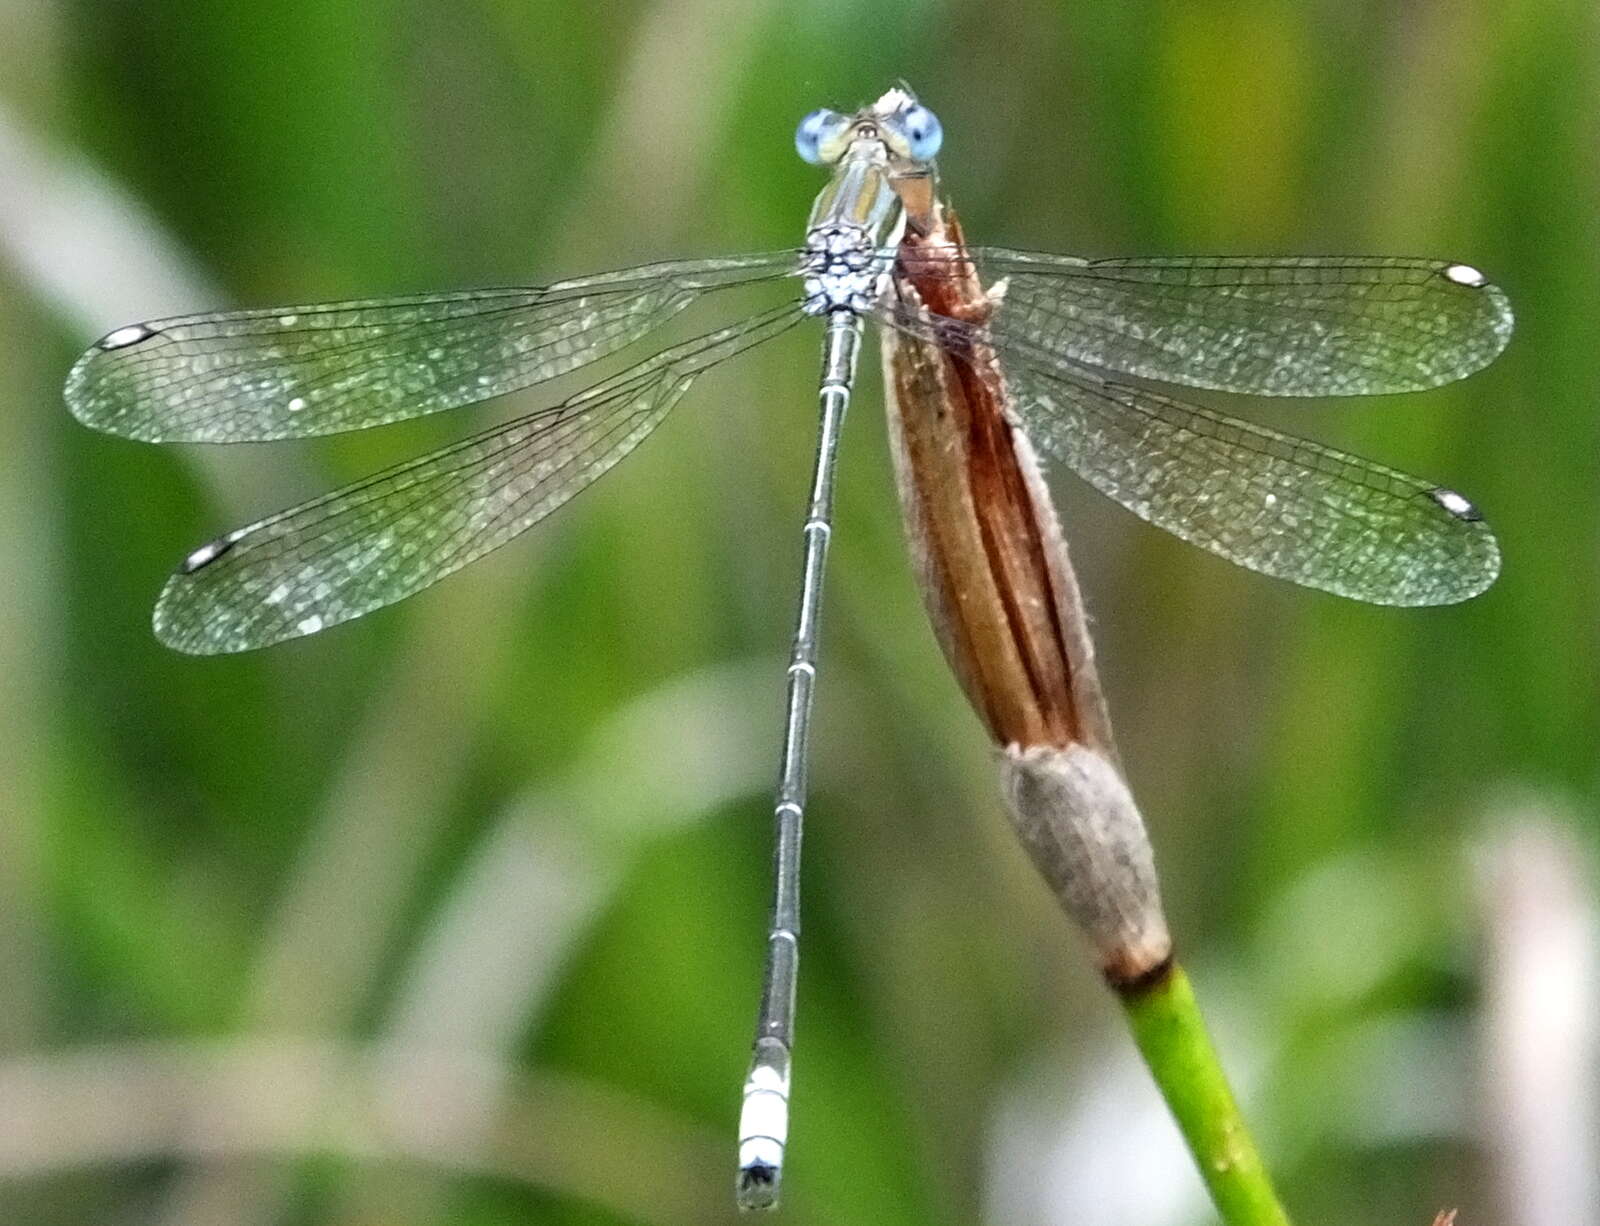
[65,87,1512,1208]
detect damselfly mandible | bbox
[64,87,1512,1209]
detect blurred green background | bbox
[1,2,1596,1225]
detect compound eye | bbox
[795,108,847,165]
[898,103,943,160]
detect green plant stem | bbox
[1119,963,1292,1226]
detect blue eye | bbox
[795,109,843,165]
[899,104,942,160]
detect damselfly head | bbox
[795,89,943,170]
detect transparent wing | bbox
[66,253,797,442]
[154,303,801,653]
[1001,353,1499,605]
[900,250,1514,396]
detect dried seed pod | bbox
[1000,742,1171,984]
[882,201,1171,984]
